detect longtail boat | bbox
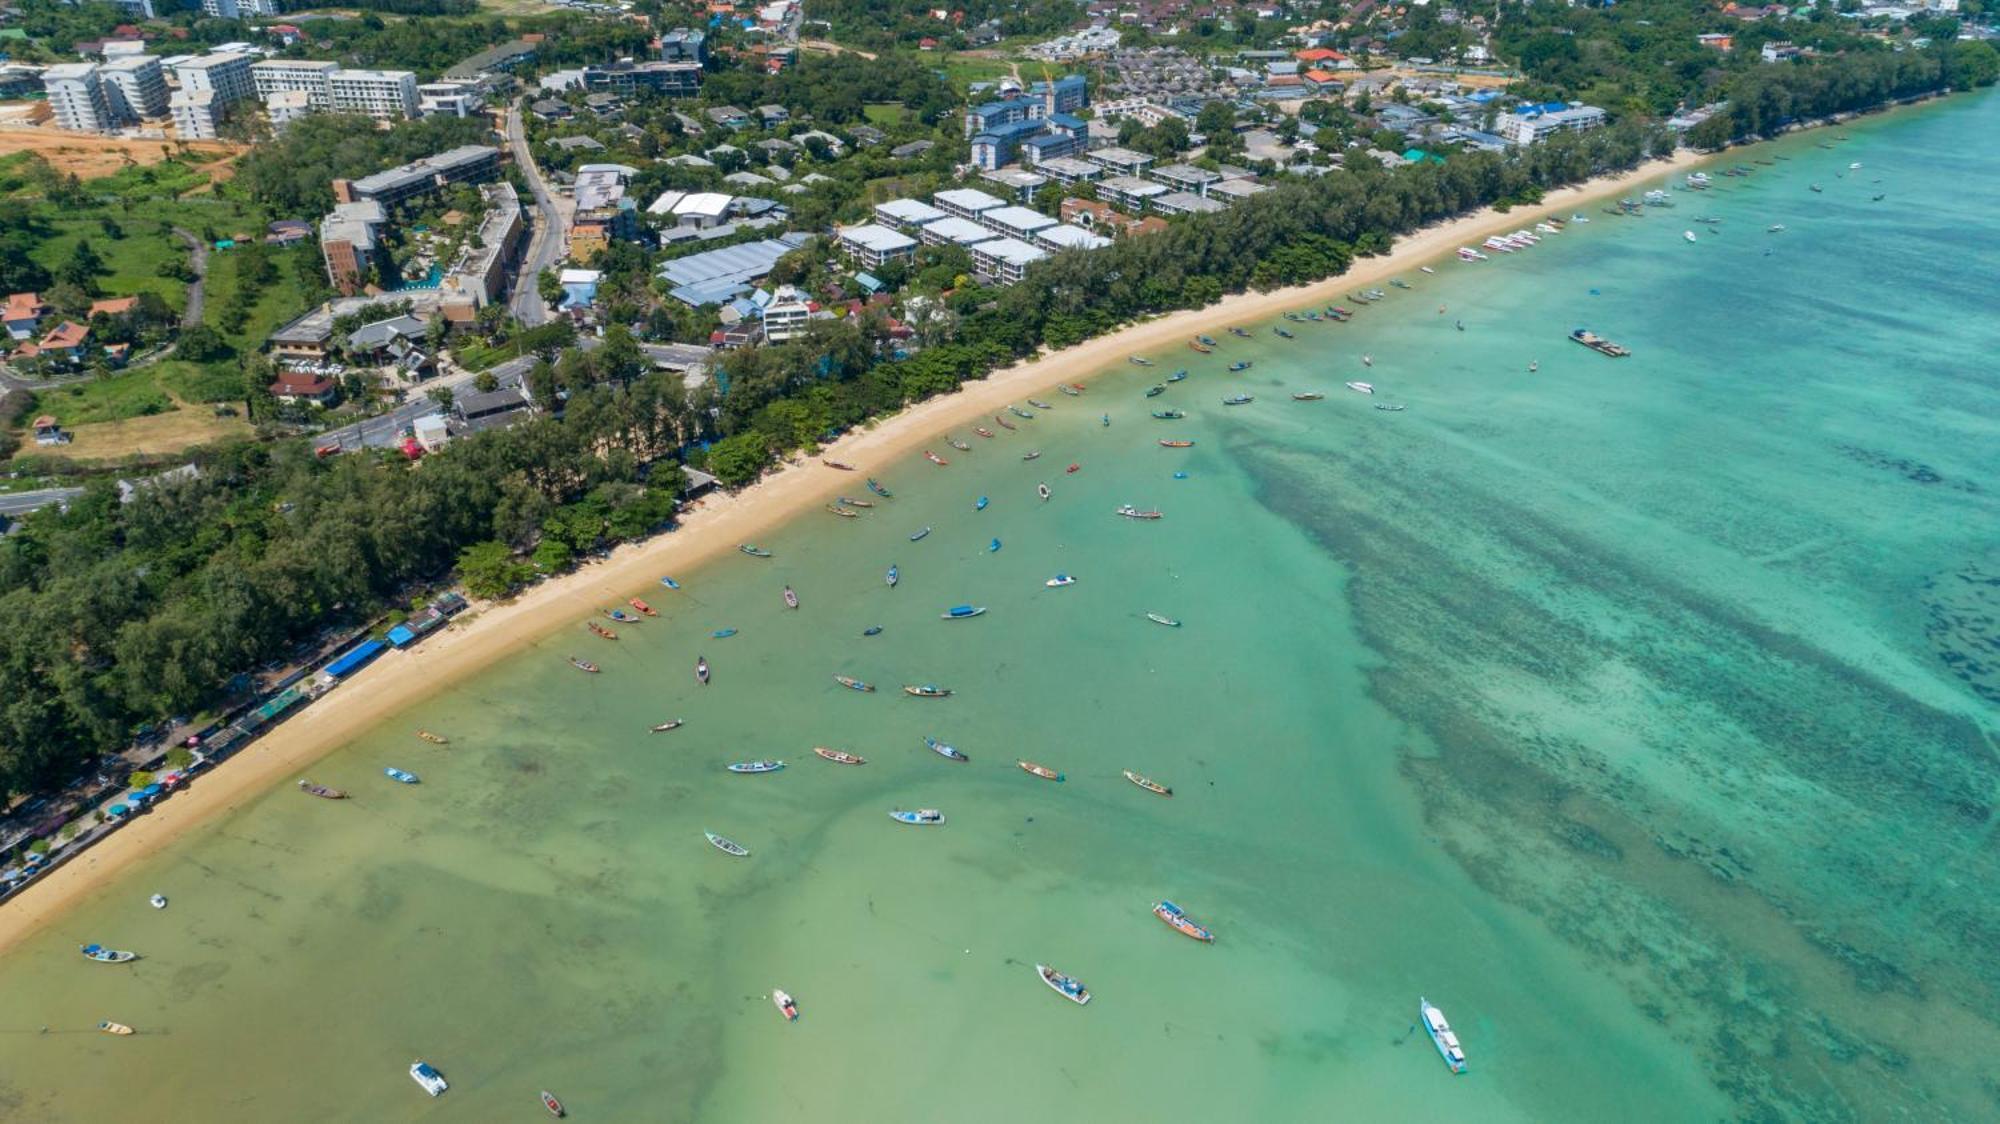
[416,730,448,744]
[1159,439,1194,448]
[975,427,994,438]
[821,460,855,471]
[630,599,657,616]
[994,415,1016,431]
[838,496,874,508]
[297,779,346,799]
[587,621,617,640]
[834,674,875,692]
[569,656,599,673]
[903,684,952,698]
[1188,339,1213,353]
[739,545,773,557]
[947,437,971,451]
[695,656,710,685]
[1018,760,1064,782]
[924,450,949,466]
[705,831,748,856]
[826,504,859,518]
[650,719,684,732]
[866,478,893,498]
[1153,900,1215,942]
[814,747,866,765]
[1123,770,1171,796]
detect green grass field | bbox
[863,103,911,127]
[204,243,316,355]
[28,368,176,427]
[28,217,188,314]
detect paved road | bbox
[0,486,84,518]
[506,102,566,327]
[171,227,209,329]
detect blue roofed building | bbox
[970,117,1053,170]
[1028,74,1088,114]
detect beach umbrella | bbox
[140,784,163,799]
[107,804,129,817]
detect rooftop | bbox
[839,223,918,254]
[935,187,1006,213]
[983,205,1058,233]
[968,237,1047,268]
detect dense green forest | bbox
[804,0,1080,49]
[0,352,689,796]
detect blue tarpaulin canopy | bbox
[107,804,129,817]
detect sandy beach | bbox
[0,148,1705,953]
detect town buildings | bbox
[42,63,113,133]
[1493,104,1608,145]
[99,55,167,121]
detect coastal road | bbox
[315,367,487,453]
[506,102,567,328]
[0,486,84,518]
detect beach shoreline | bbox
[0,146,1707,954]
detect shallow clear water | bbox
[2,94,1996,1122]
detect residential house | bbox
[35,321,91,365]
[31,416,71,446]
[267,370,338,405]
[3,293,48,340]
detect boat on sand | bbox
[297,779,347,799]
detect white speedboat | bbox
[1345,381,1375,395]
[1420,998,1467,1074]
[149,894,167,910]
[1683,230,1697,243]
[1045,574,1077,588]
[410,1061,449,1096]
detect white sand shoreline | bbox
[0,147,1708,953]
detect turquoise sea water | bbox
[3,94,1997,1122]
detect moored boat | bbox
[149,894,167,909]
[384,767,419,784]
[1022,451,1041,461]
[994,415,1016,431]
[1009,406,1036,419]
[1228,326,1251,338]
[1223,394,1253,405]
[1037,482,1051,501]
[605,608,639,623]
[1229,361,1251,372]
[1151,409,1185,419]
[410,1061,448,1097]
[834,674,875,692]
[1045,573,1077,588]
[705,831,749,856]
[1116,505,1162,520]
[80,944,137,963]
[1146,613,1181,627]
[923,736,969,762]
[739,545,773,557]
[1421,997,1468,1074]
[568,657,599,674]
[1018,760,1064,782]
[1144,385,1165,398]
[1274,327,1293,339]
[696,656,710,684]
[821,460,854,471]
[1153,900,1215,943]
[890,808,945,825]
[726,760,784,774]
[586,621,617,640]
[910,526,931,541]
[1569,328,1630,357]
[947,436,970,451]
[924,450,949,466]
[99,1021,135,1035]
[773,989,799,1021]
[1188,339,1213,353]
[1028,397,1054,409]
[903,684,953,698]
[1123,770,1172,796]
[650,719,684,733]
[1128,355,1153,366]
[867,477,892,497]
[1037,964,1090,1005]
[814,746,866,765]
[976,426,994,437]
[417,730,449,744]
[976,495,989,511]
[783,585,799,610]
[1375,403,1406,412]
[941,605,986,619]
[542,1090,566,1117]
[886,564,898,587]
[1165,371,1186,383]
[1292,392,1324,401]
[1159,439,1194,448]
[297,779,347,799]
[826,503,859,518]
[1345,381,1374,394]
[630,599,657,616]
[711,628,738,638]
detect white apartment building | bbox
[265,90,314,131]
[43,63,113,134]
[171,89,220,140]
[201,0,282,17]
[329,69,419,120]
[760,286,814,343]
[174,53,256,108]
[99,55,168,121]
[1493,105,1607,145]
[252,59,338,108]
[417,81,484,118]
